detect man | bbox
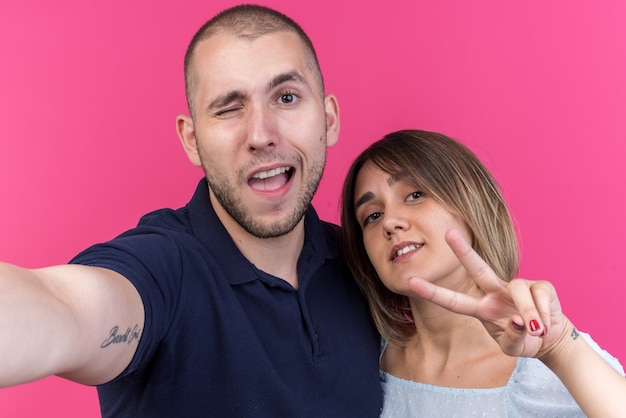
[0,5,382,417]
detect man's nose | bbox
[246,105,278,152]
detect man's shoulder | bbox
[311,216,342,255]
[319,219,341,236]
[134,206,192,234]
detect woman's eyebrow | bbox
[354,191,375,211]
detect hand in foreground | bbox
[408,228,570,359]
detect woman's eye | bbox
[407,191,424,201]
[362,212,382,227]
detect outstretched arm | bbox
[407,229,626,418]
[0,262,144,387]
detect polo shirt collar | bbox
[186,178,336,286]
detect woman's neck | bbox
[382,299,517,388]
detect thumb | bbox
[498,316,533,357]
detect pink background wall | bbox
[1,0,624,415]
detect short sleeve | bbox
[70,227,185,379]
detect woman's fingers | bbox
[499,317,536,356]
[529,281,558,332]
[446,229,557,338]
[508,279,561,337]
[408,277,480,316]
[508,279,545,336]
[445,229,505,294]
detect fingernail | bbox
[512,321,525,331]
[529,319,540,332]
[540,326,548,337]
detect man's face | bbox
[179,31,339,238]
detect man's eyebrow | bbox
[267,71,309,92]
[208,90,247,111]
[354,191,375,211]
[206,72,308,112]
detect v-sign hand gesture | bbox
[408,229,626,417]
[407,228,571,359]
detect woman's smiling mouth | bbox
[391,243,423,260]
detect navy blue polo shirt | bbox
[71,179,382,417]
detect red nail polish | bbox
[530,319,540,332]
[540,326,548,337]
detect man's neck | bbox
[232,223,304,288]
[211,197,305,288]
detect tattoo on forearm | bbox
[101,325,142,348]
[570,327,580,340]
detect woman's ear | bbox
[176,114,201,167]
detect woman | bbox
[341,129,625,417]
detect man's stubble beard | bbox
[204,144,326,239]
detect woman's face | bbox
[353,161,473,296]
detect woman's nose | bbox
[381,208,409,239]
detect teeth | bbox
[396,244,420,258]
[253,167,291,179]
